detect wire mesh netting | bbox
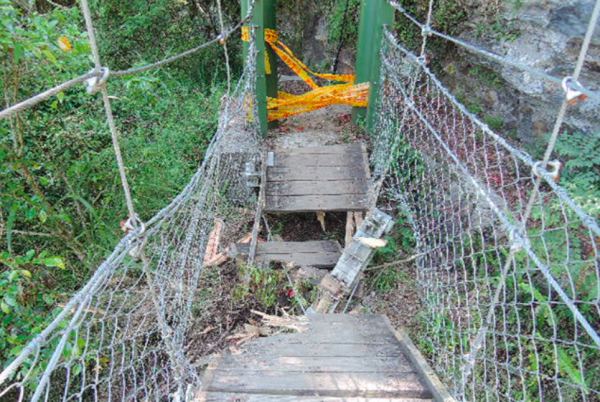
[0,39,261,402]
[370,29,600,401]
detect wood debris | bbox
[356,237,388,248]
[203,219,223,266]
[252,310,309,333]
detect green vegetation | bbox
[0,0,236,372]
[234,264,313,313]
[551,131,600,215]
[392,0,468,54]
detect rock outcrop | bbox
[442,0,599,146]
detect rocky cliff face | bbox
[275,0,598,145]
[441,0,599,146]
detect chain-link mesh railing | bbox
[371,28,600,401]
[0,35,261,402]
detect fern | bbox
[553,131,600,214]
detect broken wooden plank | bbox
[247,147,268,268]
[266,194,368,212]
[256,252,340,267]
[346,211,356,247]
[243,241,342,253]
[231,241,342,268]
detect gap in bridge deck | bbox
[238,104,372,268]
[208,104,453,401]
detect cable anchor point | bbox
[85,67,110,95]
[562,76,589,106]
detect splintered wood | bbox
[204,229,253,268]
[203,219,224,267]
[315,209,395,312]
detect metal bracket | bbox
[245,154,261,188]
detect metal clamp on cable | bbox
[121,213,147,257]
[85,67,110,95]
[416,55,427,65]
[562,76,589,106]
[121,213,145,234]
[421,25,432,37]
[533,160,562,183]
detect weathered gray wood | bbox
[273,150,365,168]
[321,209,395,300]
[217,355,414,373]
[232,241,342,268]
[275,144,364,155]
[265,144,370,213]
[199,313,437,401]
[248,148,268,267]
[239,341,405,358]
[236,241,342,254]
[266,180,368,196]
[267,165,367,182]
[266,194,368,212]
[200,394,433,402]
[383,317,458,402]
[207,371,431,398]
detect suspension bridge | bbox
[1,0,600,401]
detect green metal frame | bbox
[353,0,395,131]
[241,0,278,137]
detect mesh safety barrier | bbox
[370,30,600,402]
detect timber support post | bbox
[352,0,395,131]
[242,0,278,137]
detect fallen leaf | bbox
[58,37,72,52]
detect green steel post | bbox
[353,0,394,130]
[241,0,278,137]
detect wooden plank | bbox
[232,241,342,268]
[246,330,398,345]
[361,143,371,180]
[383,317,458,402]
[248,148,268,267]
[217,355,414,373]
[267,165,367,182]
[237,241,342,254]
[266,194,368,212]
[266,180,368,196]
[238,341,405,358]
[276,144,364,155]
[257,252,340,267]
[273,150,364,168]
[200,393,434,401]
[207,371,432,399]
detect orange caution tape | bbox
[242,27,369,122]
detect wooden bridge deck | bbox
[197,314,453,401]
[230,241,343,268]
[265,144,370,213]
